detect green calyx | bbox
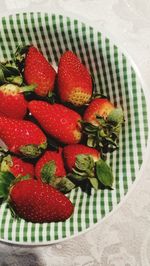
[41,161,75,193]
[72,155,95,180]
[70,154,97,189]
[0,45,32,88]
[69,154,114,190]
[14,45,30,65]
[82,108,124,156]
[0,60,23,86]
[95,159,114,189]
[19,142,47,158]
[41,160,56,184]
[19,84,37,93]
[0,155,13,172]
[0,171,15,201]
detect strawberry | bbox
[83,98,115,126]
[0,115,47,157]
[57,50,92,106]
[82,98,124,154]
[63,144,100,172]
[63,144,114,190]
[35,149,66,180]
[0,175,74,223]
[0,84,27,119]
[28,100,82,144]
[24,46,56,97]
[35,149,75,193]
[0,155,34,178]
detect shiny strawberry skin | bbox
[28,100,82,144]
[35,149,66,180]
[57,51,92,106]
[10,157,34,178]
[0,84,27,119]
[63,144,100,172]
[24,46,56,97]
[0,115,47,154]
[10,179,74,223]
[83,98,114,126]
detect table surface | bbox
[0,0,150,265]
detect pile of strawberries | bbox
[0,46,123,223]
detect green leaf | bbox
[107,108,124,126]
[54,177,75,193]
[87,137,96,148]
[20,84,37,93]
[85,126,97,133]
[71,154,95,182]
[103,136,118,147]
[82,122,98,133]
[4,65,20,76]
[0,69,5,84]
[6,75,23,86]
[0,60,24,86]
[41,161,75,193]
[0,62,12,76]
[0,62,20,77]
[13,45,30,70]
[75,154,95,171]
[0,155,13,172]
[0,145,8,154]
[0,171,15,200]
[41,161,56,184]
[14,45,30,58]
[89,178,99,190]
[19,142,47,158]
[96,159,114,188]
[98,128,107,138]
[112,125,121,136]
[0,171,15,184]
[70,173,87,181]
[72,168,88,176]
[96,115,106,126]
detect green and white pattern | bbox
[0,12,149,245]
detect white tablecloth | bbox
[0,1,150,265]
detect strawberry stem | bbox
[6,76,23,86]
[20,84,37,93]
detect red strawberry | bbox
[0,84,27,119]
[35,148,66,180]
[63,144,100,172]
[57,50,92,106]
[0,155,34,178]
[24,46,56,97]
[83,98,114,126]
[28,100,82,144]
[0,115,47,157]
[63,144,114,190]
[9,179,74,223]
[82,98,124,153]
[35,148,75,193]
